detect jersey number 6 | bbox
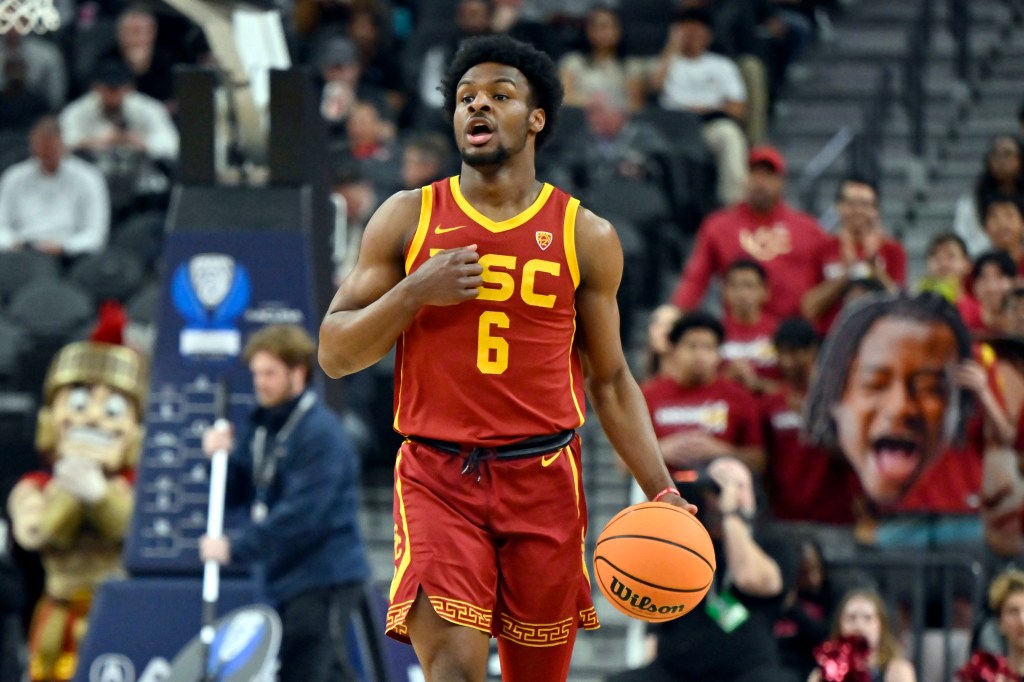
[477,311,509,374]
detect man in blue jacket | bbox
[199,324,370,682]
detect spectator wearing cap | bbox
[666,145,829,320]
[801,175,907,334]
[59,60,179,161]
[0,116,110,257]
[640,7,749,206]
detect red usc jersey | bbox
[394,176,586,446]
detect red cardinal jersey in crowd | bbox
[394,177,586,446]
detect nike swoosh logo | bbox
[541,450,562,467]
[434,225,466,234]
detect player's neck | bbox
[458,159,542,219]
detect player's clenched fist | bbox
[408,244,484,306]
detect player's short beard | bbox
[461,144,511,168]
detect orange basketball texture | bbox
[593,502,716,622]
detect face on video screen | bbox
[830,316,958,504]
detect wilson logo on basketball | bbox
[609,576,687,616]
[535,231,552,250]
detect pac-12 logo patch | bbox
[535,231,553,250]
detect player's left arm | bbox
[574,208,696,514]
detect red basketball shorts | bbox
[385,436,600,647]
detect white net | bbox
[0,0,60,34]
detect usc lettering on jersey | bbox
[394,176,586,446]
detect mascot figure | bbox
[7,303,147,682]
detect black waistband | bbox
[409,430,576,461]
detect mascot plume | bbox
[7,302,147,682]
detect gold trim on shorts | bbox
[499,614,574,647]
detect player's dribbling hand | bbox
[658,491,698,515]
[411,245,484,306]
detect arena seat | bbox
[68,247,146,303]
[7,279,94,342]
[126,281,161,327]
[110,211,166,271]
[618,0,673,56]
[0,317,29,389]
[0,250,61,307]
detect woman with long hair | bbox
[558,4,643,109]
[808,589,916,682]
[954,135,1024,255]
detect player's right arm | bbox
[319,189,483,378]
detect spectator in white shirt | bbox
[59,60,178,162]
[0,117,110,257]
[642,7,749,206]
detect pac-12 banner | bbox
[124,228,317,575]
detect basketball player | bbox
[319,35,694,681]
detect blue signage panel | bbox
[125,229,316,576]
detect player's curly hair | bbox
[441,35,563,151]
[803,292,973,450]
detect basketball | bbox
[593,502,716,622]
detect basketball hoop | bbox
[0,0,60,35]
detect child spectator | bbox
[964,251,1017,335]
[982,196,1024,273]
[917,232,972,304]
[720,258,780,394]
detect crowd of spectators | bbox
[5,0,1024,680]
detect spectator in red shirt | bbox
[802,176,907,334]
[720,258,781,394]
[762,318,861,525]
[642,311,764,475]
[668,145,829,319]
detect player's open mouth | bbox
[467,119,494,146]
[870,435,920,481]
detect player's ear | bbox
[529,108,545,135]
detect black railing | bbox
[903,0,934,158]
[828,551,984,681]
[850,65,894,183]
[797,66,892,217]
[949,0,971,81]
